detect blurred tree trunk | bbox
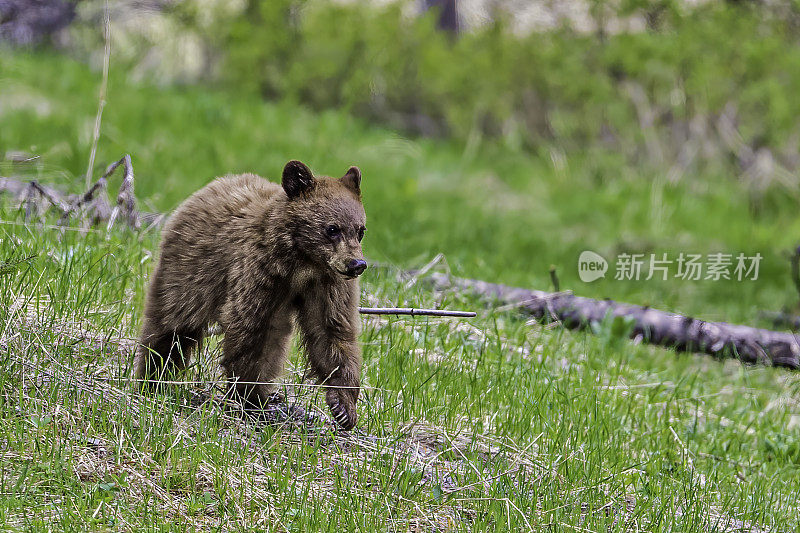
[0,0,75,46]
[424,0,459,33]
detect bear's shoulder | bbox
[166,173,284,233]
[184,174,283,212]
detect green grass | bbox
[2,50,800,530]
[2,50,799,324]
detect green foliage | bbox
[2,50,799,325]
[216,0,800,166]
[224,0,305,96]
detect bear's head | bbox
[282,160,367,280]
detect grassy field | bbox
[2,50,800,530]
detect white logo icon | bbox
[578,251,608,282]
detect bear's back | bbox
[154,174,284,327]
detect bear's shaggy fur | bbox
[135,160,367,429]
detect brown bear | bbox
[135,160,367,429]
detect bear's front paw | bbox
[326,388,357,430]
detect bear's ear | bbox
[340,166,361,194]
[282,160,316,199]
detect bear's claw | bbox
[330,401,350,428]
[326,392,356,430]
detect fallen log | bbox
[4,159,800,369]
[423,273,800,369]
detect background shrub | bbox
[206,0,800,198]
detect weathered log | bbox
[4,162,800,370]
[423,273,800,369]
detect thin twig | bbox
[85,0,111,188]
[403,253,445,290]
[358,307,476,317]
[29,182,70,212]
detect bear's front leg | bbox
[297,282,362,430]
[220,319,293,409]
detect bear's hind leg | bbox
[135,319,204,383]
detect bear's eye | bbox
[326,225,341,239]
[357,227,365,242]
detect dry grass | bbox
[0,280,786,530]
[1,291,549,530]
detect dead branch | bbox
[1,154,155,230]
[26,181,70,215]
[105,154,139,230]
[358,307,475,317]
[422,273,800,369]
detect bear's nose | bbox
[346,259,367,277]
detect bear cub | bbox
[135,160,367,429]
